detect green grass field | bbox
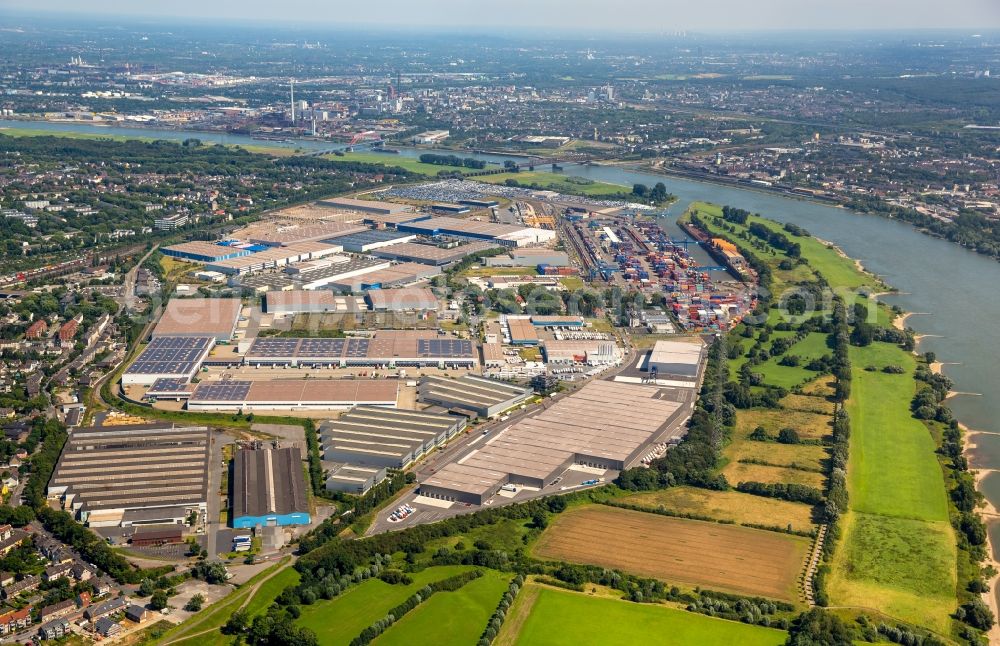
[826,343,956,632]
[509,587,786,646]
[296,565,474,646]
[846,344,948,521]
[243,567,300,617]
[323,151,475,176]
[474,172,632,197]
[375,570,511,646]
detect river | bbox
[7,119,1000,504]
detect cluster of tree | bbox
[735,481,824,505]
[21,418,67,508]
[785,608,855,646]
[747,222,801,258]
[0,504,35,528]
[688,593,790,629]
[782,222,810,237]
[874,621,947,646]
[350,571,484,646]
[911,363,954,423]
[190,560,230,584]
[418,153,486,169]
[723,379,787,409]
[377,570,412,585]
[224,605,318,646]
[630,182,670,202]
[478,575,524,646]
[303,420,324,496]
[721,206,751,225]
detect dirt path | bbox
[494,584,540,646]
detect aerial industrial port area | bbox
[0,8,997,646]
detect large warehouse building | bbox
[419,381,684,504]
[122,336,215,386]
[320,407,466,470]
[232,447,310,528]
[368,241,499,266]
[47,424,210,528]
[334,230,416,253]
[486,248,570,267]
[264,290,339,315]
[317,197,414,217]
[418,374,532,418]
[395,217,555,247]
[647,339,705,379]
[162,241,255,263]
[365,287,439,312]
[151,298,242,342]
[325,262,440,292]
[187,379,399,412]
[244,333,477,368]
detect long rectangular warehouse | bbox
[648,339,705,379]
[187,379,399,412]
[151,298,243,341]
[232,447,310,528]
[162,241,254,263]
[368,241,499,266]
[244,335,477,368]
[47,424,210,528]
[419,380,684,504]
[395,217,555,247]
[325,262,441,292]
[320,407,466,469]
[418,374,533,418]
[122,336,215,386]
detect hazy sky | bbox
[5,0,1000,31]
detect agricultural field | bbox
[501,586,787,646]
[737,409,832,442]
[722,461,826,489]
[780,393,836,416]
[619,486,817,534]
[375,570,512,646]
[826,343,956,632]
[296,565,475,646]
[531,505,810,601]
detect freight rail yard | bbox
[107,179,743,530]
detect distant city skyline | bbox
[3,0,999,31]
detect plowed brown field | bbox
[532,505,810,601]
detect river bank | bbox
[891,308,999,639]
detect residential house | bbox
[94,616,121,637]
[71,562,94,582]
[84,596,126,621]
[92,577,114,596]
[0,529,27,557]
[0,572,13,587]
[124,604,149,623]
[2,575,39,600]
[0,607,31,635]
[39,599,75,622]
[38,618,71,640]
[43,562,73,583]
[76,591,92,608]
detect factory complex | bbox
[232,447,311,528]
[188,379,400,412]
[419,380,685,505]
[321,407,466,472]
[47,424,210,528]
[417,374,533,419]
